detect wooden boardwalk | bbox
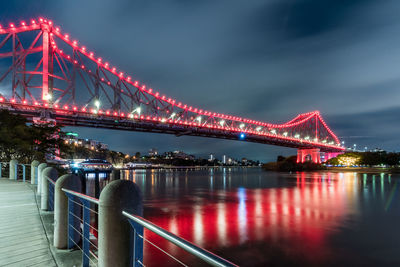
[0,178,57,267]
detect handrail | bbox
[46,176,56,185]
[122,211,238,267]
[61,188,99,205]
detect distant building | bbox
[209,154,214,161]
[164,151,195,160]
[222,155,226,164]
[149,148,158,156]
[61,133,108,151]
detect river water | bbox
[122,168,400,266]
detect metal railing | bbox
[123,211,238,267]
[0,162,8,178]
[61,188,237,267]
[62,188,99,267]
[0,162,30,181]
[48,177,56,211]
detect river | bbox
[122,168,400,266]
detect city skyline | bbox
[1,0,399,161]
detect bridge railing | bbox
[123,211,238,267]
[47,177,56,211]
[0,162,30,181]
[0,162,9,178]
[60,186,236,267]
[62,188,100,267]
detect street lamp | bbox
[94,99,100,109]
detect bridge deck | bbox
[0,178,56,267]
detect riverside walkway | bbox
[0,178,57,267]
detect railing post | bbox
[22,165,26,182]
[54,174,82,249]
[82,199,91,267]
[31,160,40,184]
[0,162,2,178]
[35,167,38,184]
[9,159,18,180]
[98,180,143,267]
[131,221,144,267]
[37,163,48,195]
[41,167,58,211]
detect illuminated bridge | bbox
[0,18,345,162]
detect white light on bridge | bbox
[132,107,141,116]
[196,116,202,122]
[271,129,276,134]
[239,123,245,129]
[256,126,262,131]
[294,134,300,138]
[304,136,310,140]
[94,100,100,109]
[283,132,288,137]
[219,120,225,126]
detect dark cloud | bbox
[0,0,399,162]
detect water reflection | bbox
[124,168,400,266]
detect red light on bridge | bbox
[39,18,43,22]
[54,104,59,108]
[113,112,118,116]
[0,97,4,102]
[11,99,15,103]
[64,105,68,110]
[22,100,27,105]
[21,21,26,26]
[73,40,78,46]
[73,106,77,111]
[64,34,69,40]
[120,113,125,117]
[10,23,15,28]
[82,107,86,112]
[105,111,110,115]
[31,20,36,24]
[44,103,48,107]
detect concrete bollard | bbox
[54,174,82,249]
[98,180,143,267]
[110,169,121,181]
[41,167,58,211]
[37,163,48,195]
[31,160,40,184]
[9,159,18,180]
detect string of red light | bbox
[0,18,343,149]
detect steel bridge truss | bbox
[0,18,344,152]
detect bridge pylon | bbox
[297,149,321,164]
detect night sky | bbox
[1,0,399,162]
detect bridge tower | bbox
[297,149,321,164]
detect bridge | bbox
[0,18,345,162]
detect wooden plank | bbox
[0,179,56,266]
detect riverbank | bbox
[326,166,398,174]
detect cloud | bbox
[0,0,399,160]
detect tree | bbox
[0,110,66,163]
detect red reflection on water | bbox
[140,172,356,266]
